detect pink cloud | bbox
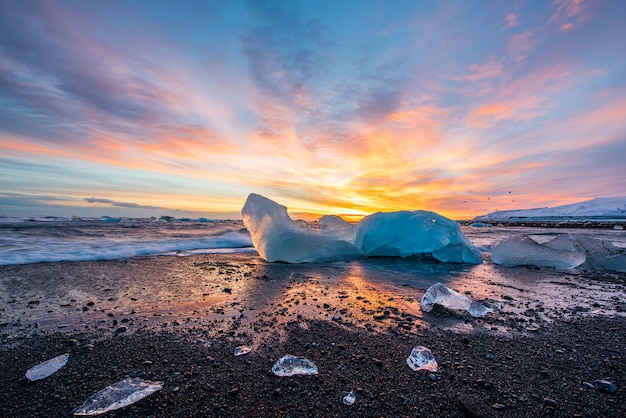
[550,0,587,31]
[504,13,519,29]
[465,60,503,81]
[465,63,576,128]
[506,31,537,61]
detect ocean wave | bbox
[0,222,253,265]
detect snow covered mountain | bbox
[474,197,626,222]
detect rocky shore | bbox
[1,316,624,417]
[1,254,624,417]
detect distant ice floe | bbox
[491,233,626,272]
[242,193,481,264]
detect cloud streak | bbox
[84,197,171,210]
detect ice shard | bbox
[25,353,69,381]
[73,378,162,416]
[234,345,251,356]
[343,390,356,405]
[271,355,318,377]
[406,346,438,372]
[420,282,497,317]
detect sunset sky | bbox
[1,0,625,220]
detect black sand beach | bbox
[1,254,624,417]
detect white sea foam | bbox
[0,220,253,265]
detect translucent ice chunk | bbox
[234,345,251,356]
[420,282,496,317]
[406,346,438,372]
[543,234,582,253]
[320,215,356,243]
[73,378,162,416]
[25,353,69,381]
[343,390,356,405]
[572,234,626,273]
[492,233,626,272]
[271,355,318,377]
[242,193,361,263]
[491,234,586,269]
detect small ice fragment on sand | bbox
[25,353,69,381]
[420,282,496,317]
[73,378,162,416]
[595,380,618,394]
[234,345,251,356]
[406,346,438,372]
[343,390,356,405]
[272,355,318,377]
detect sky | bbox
[1,0,625,220]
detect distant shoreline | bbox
[460,219,626,229]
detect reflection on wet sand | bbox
[1,252,624,346]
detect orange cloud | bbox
[466,96,546,128]
[0,124,241,183]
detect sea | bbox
[1,215,625,266]
[0,216,254,266]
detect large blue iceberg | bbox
[242,193,481,264]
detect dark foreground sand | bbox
[0,254,624,417]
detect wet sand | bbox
[1,253,625,417]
